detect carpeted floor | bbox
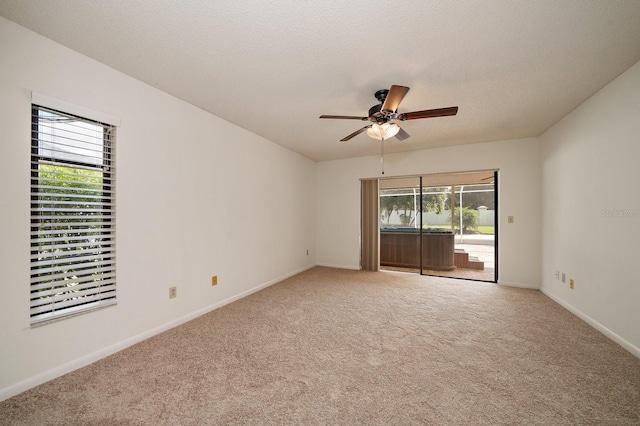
[1,266,639,425]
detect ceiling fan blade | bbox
[395,127,410,141]
[320,115,368,120]
[381,85,410,113]
[398,106,458,121]
[340,126,370,142]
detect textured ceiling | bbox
[2,0,640,162]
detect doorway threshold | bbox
[381,265,496,283]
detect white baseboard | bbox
[541,288,640,359]
[315,262,360,270]
[0,264,316,402]
[497,280,540,289]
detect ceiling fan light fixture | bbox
[319,85,458,142]
[367,122,400,140]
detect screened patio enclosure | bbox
[377,170,497,282]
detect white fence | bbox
[381,208,495,227]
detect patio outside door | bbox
[379,171,497,283]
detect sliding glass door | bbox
[377,171,497,283]
[379,176,421,272]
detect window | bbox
[30,105,116,325]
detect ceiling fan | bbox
[319,85,458,142]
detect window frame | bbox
[30,103,117,326]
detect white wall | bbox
[540,60,640,356]
[316,138,541,288]
[0,17,316,400]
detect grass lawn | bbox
[423,224,495,235]
[476,225,495,235]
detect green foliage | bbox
[380,195,398,224]
[449,207,479,232]
[34,164,107,294]
[422,189,447,214]
[380,188,447,225]
[454,191,495,210]
[39,164,103,192]
[398,213,413,226]
[380,194,417,225]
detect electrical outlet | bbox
[169,286,177,299]
[211,275,218,286]
[562,273,566,283]
[555,270,559,280]
[570,279,574,289]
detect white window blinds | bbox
[30,105,116,325]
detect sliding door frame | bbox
[369,170,498,283]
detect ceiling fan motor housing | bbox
[374,89,389,103]
[368,103,385,122]
[368,103,396,124]
[369,89,396,123]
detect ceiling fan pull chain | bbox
[380,140,385,175]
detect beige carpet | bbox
[2,266,639,425]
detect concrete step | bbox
[454,250,485,270]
